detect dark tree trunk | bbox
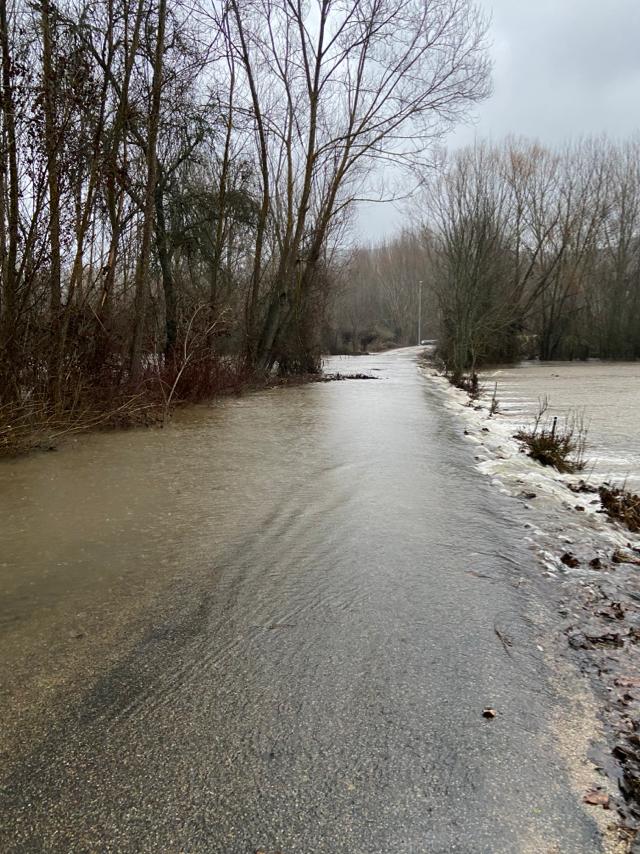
[154,178,176,358]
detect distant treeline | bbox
[322,231,437,354]
[331,138,640,375]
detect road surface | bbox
[0,349,605,852]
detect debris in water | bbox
[583,788,610,808]
[599,486,640,533]
[568,480,598,494]
[567,630,590,650]
[482,707,497,719]
[615,676,640,689]
[612,550,640,566]
[583,629,625,648]
[466,569,494,580]
[494,625,513,655]
[320,372,378,382]
[565,622,625,649]
[597,602,625,621]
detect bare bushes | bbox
[489,382,499,415]
[450,371,481,399]
[431,352,481,399]
[424,139,640,369]
[436,356,484,402]
[0,392,159,457]
[0,357,251,458]
[515,399,588,473]
[599,486,640,533]
[0,316,251,457]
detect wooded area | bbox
[0,0,489,443]
[336,138,640,378]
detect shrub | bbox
[489,382,499,415]
[449,371,481,399]
[0,392,160,458]
[515,398,587,474]
[599,486,640,533]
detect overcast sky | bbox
[358,0,640,241]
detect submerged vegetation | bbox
[450,371,481,399]
[0,392,161,457]
[600,486,640,533]
[515,399,587,474]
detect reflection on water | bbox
[0,351,460,727]
[0,349,604,851]
[481,361,640,489]
[0,348,522,751]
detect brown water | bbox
[1,381,358,742]
[481,361,640,489]
[0,349,603,852]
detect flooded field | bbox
[480,361,640,490]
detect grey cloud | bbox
[359,0,640,239]
[453,0,640,144]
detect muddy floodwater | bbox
[0,349,612,852]
[481,361,640,490]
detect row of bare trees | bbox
[429,138,640,376]
[334,138,640,376]
[0,0,490,421]
[323,230,437,352]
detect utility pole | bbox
[417,280,423,345]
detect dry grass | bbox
[515,398,588,474]
[599,486,640,533]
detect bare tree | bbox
[128,0,166,382]
[223,0,490,372]
[412,136,639,371]
[0,0,19,396]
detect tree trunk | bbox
[154,175,176,358]
[129,0,166,384]
[40,0,63,396]
[0,0,19,399]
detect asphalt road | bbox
[0,350,605,852]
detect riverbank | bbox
[423,358,640,845]
[0,357,250,458]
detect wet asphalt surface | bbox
[0,350,604,852]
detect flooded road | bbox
[1,349,605,852]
